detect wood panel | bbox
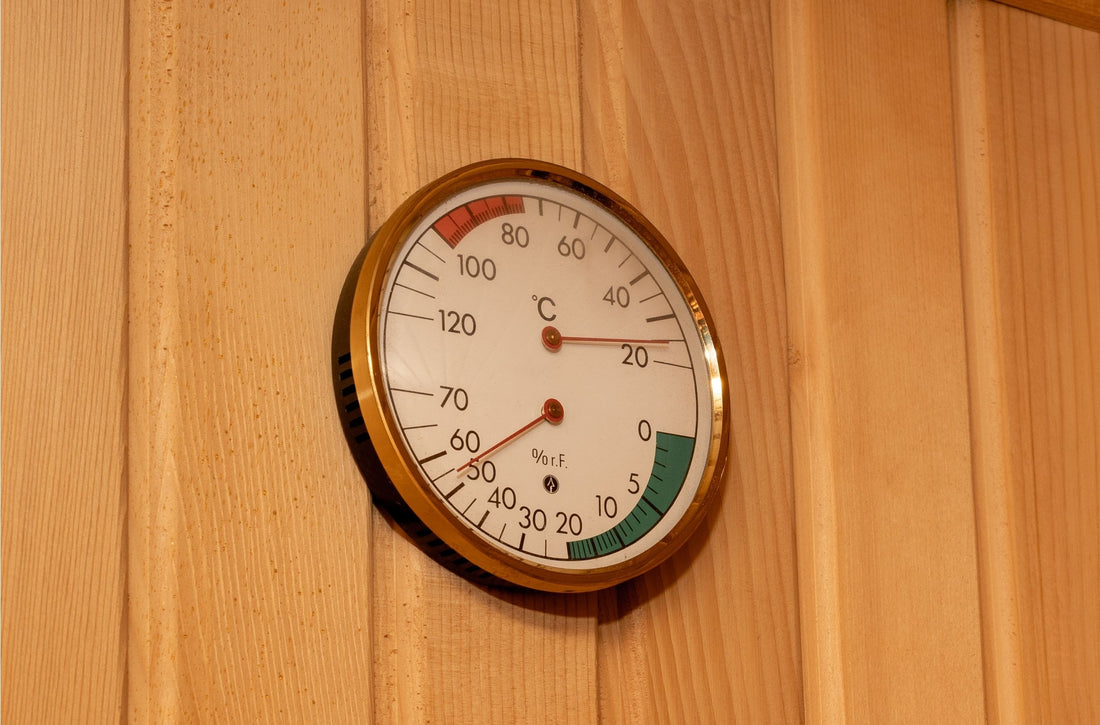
[0,1,128,721]
[953,2,1100,721]
[15,0,1100,721]
[362,1,598,722]
[127,0,376,719]
[994,0,1100,32]
[772,0,987,721]
[581,0,802,721]
[0,0,797,720]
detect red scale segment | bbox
[432,195,525,248]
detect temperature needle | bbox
[541,325,671,352]
[456,398,564,473]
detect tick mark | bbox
[611,528,625,548]
[402,259,439,281]
[417,450,447,465]
[414,240,446,263]
[429,467,456,483]
[394,281,436,300]
[390,387,433,397]
[387,310,434,322]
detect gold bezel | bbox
[346,159,729,592]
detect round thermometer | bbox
[333,159,728,592]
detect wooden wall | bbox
[953,3,1100,720]
[2,0,1096,721]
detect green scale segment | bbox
[567,432,696,560]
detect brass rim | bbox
[347,159,729,592]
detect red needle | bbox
[541,325,670,352]
[456,398,564,473]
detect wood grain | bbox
[13,0,1099,720]
[581,0,803,721]
[955,3,1100,721]
[363,2,598,723]
[773,0,987,721]
[994,0,1100,32]
[949,3,1029,722]
[127,0,376,719]
[0,1,128,721]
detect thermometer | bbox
[334,159,728,592]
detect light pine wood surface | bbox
[981,12,1100,720]
[363,2,598,722]
[1,1,128,721]
[127,0,377,720]
[583,1,801,722]
[3,0,1097,722]
[954,3,1100,722]
[773,0,986,720]
[996,0,1100,31]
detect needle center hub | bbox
[543,398,564,425]
[542,325,563,352]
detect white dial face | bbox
[375,176,717,570]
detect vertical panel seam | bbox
[947,2,1028,723]
[126,0,184,719]
[769,1,847,721]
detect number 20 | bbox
[620,343,648,367]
